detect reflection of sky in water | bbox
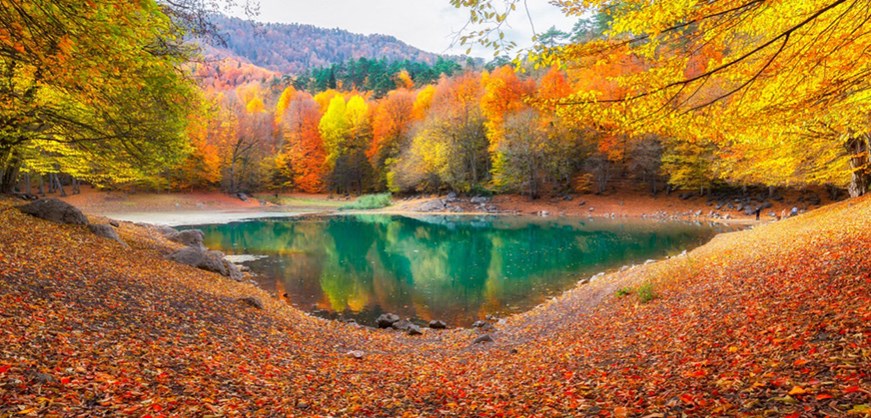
[194,215,730,326]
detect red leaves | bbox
[1,195,870,416]
[679,393,695,404]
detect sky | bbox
[231,0,579,58]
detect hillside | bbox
[0,195,868,415]
[202,15,466,75]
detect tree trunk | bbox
[38,175,45,196]
[24,173,31,195]
[846,135,869,198]
[0,153,20,194]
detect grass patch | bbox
[637,282,658,303]
[340,193,393,210]
[615,287,632,297]
[254,194,344,208]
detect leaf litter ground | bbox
[0,196,868,416]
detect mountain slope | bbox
[203,15,464,74]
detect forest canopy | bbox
[0,0,868,198]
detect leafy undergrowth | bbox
[339,193,393,210]
[0,196,868,416]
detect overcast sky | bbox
[231,1,578,57]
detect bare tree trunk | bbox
[0,148,21,194]
[51,173,67,197]
[24,173,31,195]
[847,135,869,198]
[38,175,45,196]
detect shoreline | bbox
[55,186,828,226]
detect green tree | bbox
[0,0,205,191]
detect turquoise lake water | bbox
[194,215,730,326]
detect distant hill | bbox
[202,15,470,75]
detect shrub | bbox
[615,287,632,297]
[637,282,658,303]
[340,193,393,210]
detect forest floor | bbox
[0,193,868,416]
[56,185,836,225]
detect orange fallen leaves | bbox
[0,196,869,416]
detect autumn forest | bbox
[1,0,869,416]
[2,1,868,199]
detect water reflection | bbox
[195,215,727,326]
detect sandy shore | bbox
[100,210,317,226]
[56,186,831,226]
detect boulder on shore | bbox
[238,296,264,309]
[376,313,400,328]
[473,334,494,344]
[18,199,88,225]
[428,320,447,329]
[416,199,446,212]
[88,224,128,247]
[407,324,423,336]
[167,246,242,281]
[169,229,205,248]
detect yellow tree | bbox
[456,0,871,196]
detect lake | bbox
[194,215,730,327]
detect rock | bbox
[588,207,595,212]
[236,192,249,202]
[88,224,128,247]
[223,260,244,281]
[167,247,235,278]
[376,313,400,328]
[238,296,263,309]
[12,192,38,201]
[200,250,229,275]
[155,225,178,237]
[170,229,205,248]
[346,350,364,360]
[407,324,423,336]
[428,320,447,329]
[471,320,488,328]
[473,334,494,344]
[392,319,414,331]
[417,199,446,212]
[577,200,586,207]
[446,192,459,202]
[167,247,205,267]
[109,220,120,227]
[470,196,491,204]
[538,210,550,217]
[32,372,57,384]
[18,199,88,225]
[563,194,574,201]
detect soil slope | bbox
[0,196,868,416]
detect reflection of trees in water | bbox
[195,216,720,325]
